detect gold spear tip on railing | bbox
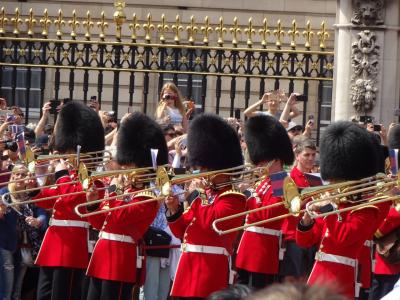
[273,19,285,48]
[68,10,80,38]
[244,17,255,47]
[200,16,213,45]
[157,14,169,43]
[172,15,183,44]
[25,8,37,36]
[288,19,299,48]
[97,11,108,40]
[83,11,94,39]
[317,21,329,49]
[186,15,198,45]
[303,20,314,49]
[143,13,155,43]
[230,17,241,47]
[40,9,51,37]
[216,16,227,46]
[258,18,270,47]
[54,9,65,38]
[11,7,22,36]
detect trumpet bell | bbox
[282,176,301,215]
[156,167,171,196]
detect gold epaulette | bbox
[375,229,383,239]
[133,191,157,199]
[349,204,379,215]
[220,189,245,198]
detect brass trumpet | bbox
[212,173,397,235]
[74,164,267,218]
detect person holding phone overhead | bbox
[244,90,301,124]
[155,83,189,133]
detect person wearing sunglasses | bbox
[155,82,189,133]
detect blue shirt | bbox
[0,187,18,252]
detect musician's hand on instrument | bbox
[300,212,313,226]
[86,186,99,202]
[25,216,42,228]
[55,159,68,172]
[187,178,206,195]
[165,195,179,214]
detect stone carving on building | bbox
[351,0,385,26]
[350,30,379,113]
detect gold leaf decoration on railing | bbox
[244,18,255,47]
[97,11,109,40]
[229,17,241,47]
[273,19,285,48]
[288,20,299,48]
[186,15,198,45]
[143,13,155,43]
[201,16,213,45]
[157,14,169,43]
[68,10,80,38]
[215,17,227,46]
[317,21,329,49]
[258,18,270,48]
[0,7,8,36]
[303,20,314,49]
[172,15,183,44]
[54,9,66,38]
[25,8,37,36]
[128,13,140,41]
[83,11,94,40]
[11,8,23,36]
[0,8,332,51]
[40,9,51,37]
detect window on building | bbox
[1,67,41,114]
[319,80,333,127]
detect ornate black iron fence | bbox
[0,4,334,141]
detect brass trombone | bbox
[74,164,267,218]
[212,173,397,235]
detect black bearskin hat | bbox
[244,115,294,165]
[116,112,168,167]
[320,121,381,181]
[54,101,104,153]
[388,124,400,149]
[187,113,243,170]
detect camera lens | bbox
[163,95,171,100]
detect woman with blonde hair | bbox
[0,163,47,300]
[155,82,190,132]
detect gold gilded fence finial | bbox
[244,17,255,47]
[215,17,227,46]
[68,10,80,38]
[40,9,51,37]
[113,0,126,41]
[317,21,329,49]
[128,13,140,41]
[186,16,198,45]
[273,19,285,48]
[143,13,155,43]
[97,11,108,40]
[25,9,37,36]
[303,20,314,49]
[288,20,299,48]
[83,11,94,39]
[0,7,8,36]
[229,17,241,47]
[258,18,270,47]
[54,9,66,38]
[201,16,213,45]
[172,15,183,43]
[11,8,23,35]
[157,14,168,43]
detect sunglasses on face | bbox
[163,94,177,101]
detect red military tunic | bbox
[168,188,246,298]
[87,190,158,283]
[35,171,89,269]
[282,166,310,242]
[296,203,389,299]
[236,177,287,274]
[373,207,400,275]
[357,202,390,290]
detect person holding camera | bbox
[155,83,190,133]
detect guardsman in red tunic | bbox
[34,101,105,300]
[165,113,246,299]
[235,115,294,289]
[296,121,392,299]
[85,113,166,300]
[280,137,317,281]
[368,206,400,299]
